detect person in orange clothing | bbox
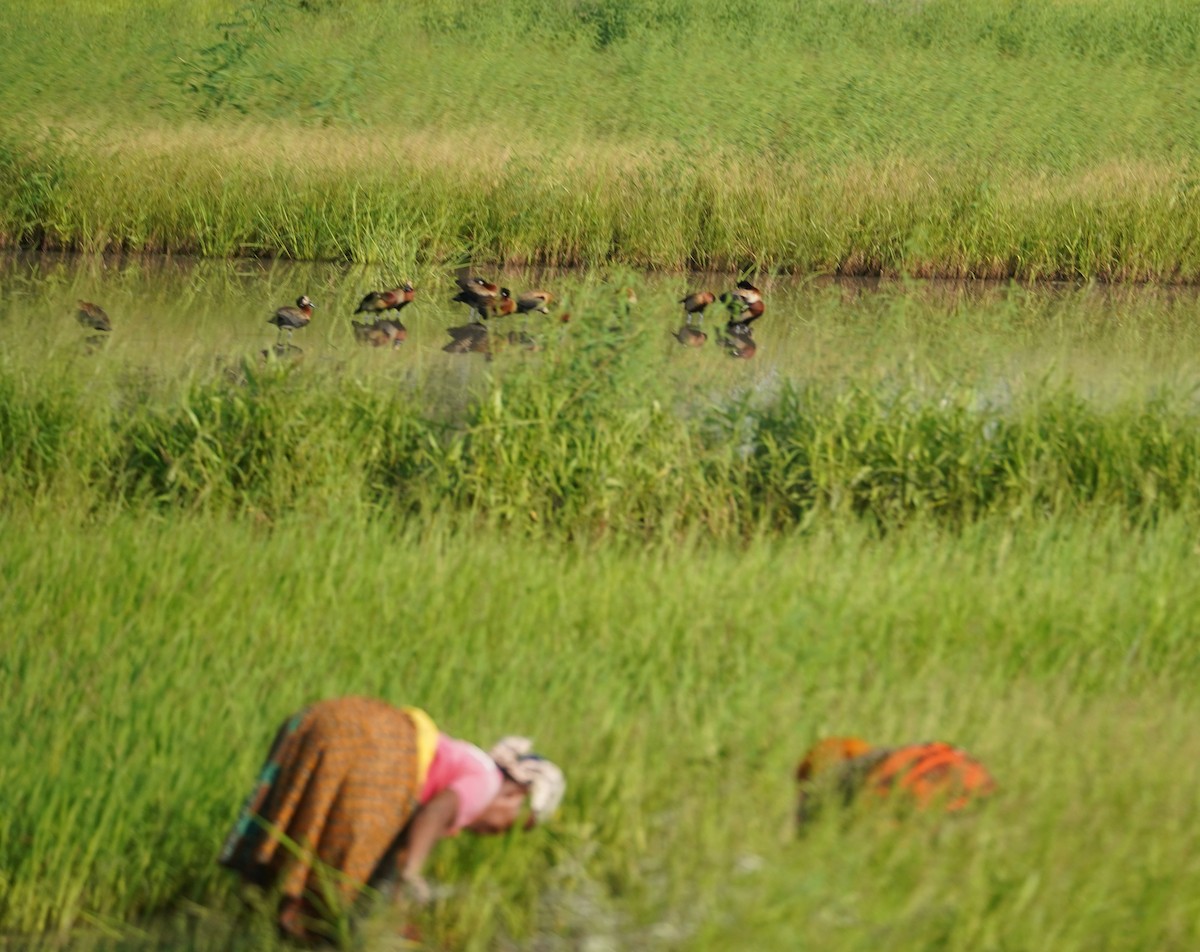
[219,697,565,941]
[795,736,995,825]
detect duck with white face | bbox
[451,275,500,323]
[355,282,416,317]
[268,294,315,344]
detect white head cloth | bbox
[489,735,566,823]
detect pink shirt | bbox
[419,734,502,833]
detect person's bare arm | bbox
[399,788,458,902]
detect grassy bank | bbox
[2,0,1200,275]
[3,510,1200,949]
[5,301,1200,531]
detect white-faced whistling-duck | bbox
[76,300,112,333]
[680,291,715,326]
[719,281,762,317]
[451,276,499,322]
[514,290,553,336]
[516,290,554,316]
[476,287,516,321]
[674,324,708,347]
[443,322,491,355]
[352,318,407,348]
[269,295,315,343]
[719,290,764,359]
[355,283,415,316]
[733,280,763,306]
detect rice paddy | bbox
[4,0,1200,947]
[2,252,1200,949]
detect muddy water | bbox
[1,252,1199,399]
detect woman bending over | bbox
[219,696,565,940]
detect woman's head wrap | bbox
[794,736,874,827]
[489,736,566,823]
[795,736,873,783]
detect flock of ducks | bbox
[73,275,767,359]
[259,276,561,356]
[675,280,765,358]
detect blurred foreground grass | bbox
[2,511,1199,949]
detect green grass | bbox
[2,511,1199,949]
[5,261,1200,533]
[4,263,1200,948]
[7,311,1200,532]
[2,0,1200,275]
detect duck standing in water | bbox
[76,300,113,333]
[75,300,112,351]
[480,287,517,321]
[718,281,765,359]
[269,295,315,346]
[673,290,717,347]
[679,290,715,329]
[451,276,500,323]
[516,289,554,318]
[511,289,555,346]
[355,282,415,318]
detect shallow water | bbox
[2,252,1199,401]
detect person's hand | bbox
[400,870,431,905]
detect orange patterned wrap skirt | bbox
[860,742,995,811]
[796,738,995,823]
[219,696,424,912]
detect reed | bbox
[2,0,1200,276]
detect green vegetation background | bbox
[3,0,1200,275]
[4,2,1200,948]
[5,284,1200,948]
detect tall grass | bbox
[2,0,1200,274]
[2,511,1199,948]
[4,257,1200,947]
[4,301,1200,532]
[5,128,1200,277]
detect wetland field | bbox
[3,255,1200,950]
[3,0,1200,949]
